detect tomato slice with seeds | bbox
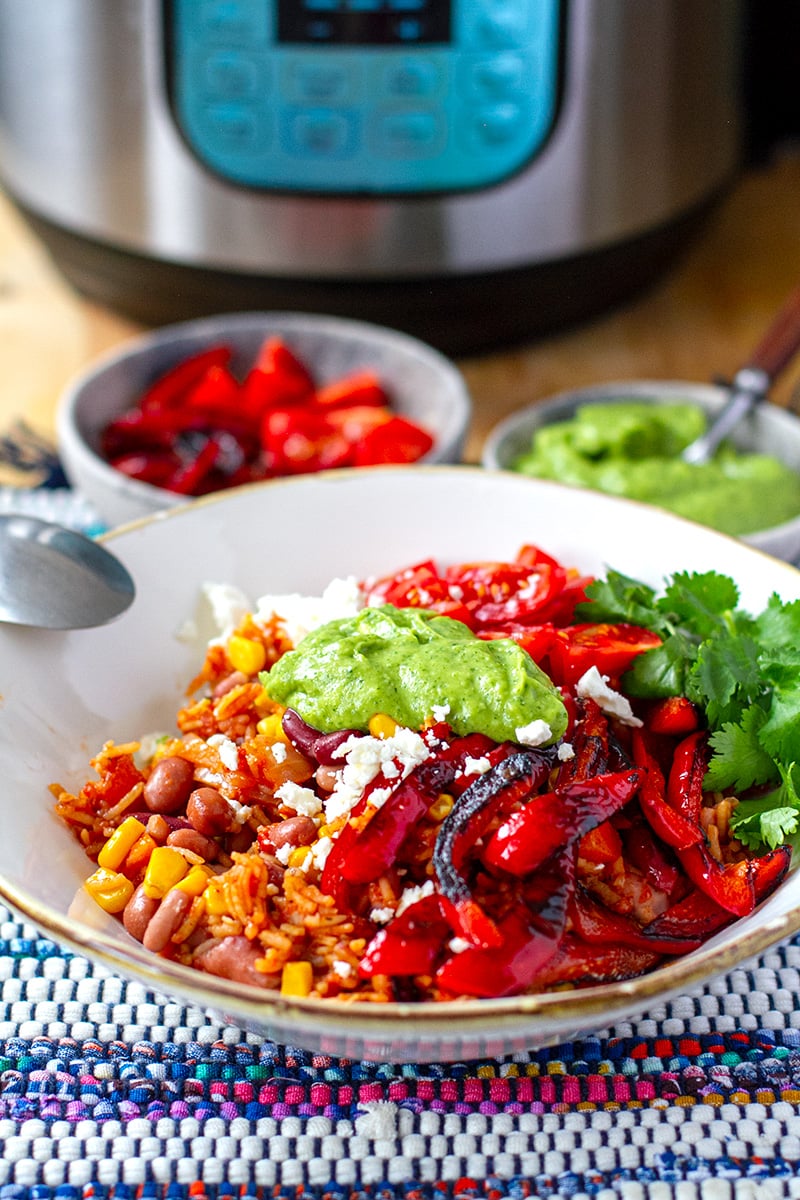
[546,623,663,687]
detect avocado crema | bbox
[262,604,568,745]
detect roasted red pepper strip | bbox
[139,345,232,411]
[622,819,682,896]
[568,884,703,955]
[666,730,708,824]
[435,851,574,998]
[556,699,610,786]
[483,767,641,877]
[432,747,554,947]
[648,696,701,737]
[526,934,663,989]
[358,893,450,979]
[632,729,704,850]
[677,842,756,917]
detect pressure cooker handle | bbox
[746,283,800,381]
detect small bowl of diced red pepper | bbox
[57,311,471,526]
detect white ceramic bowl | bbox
[57,312,472,527]
[3,466,800,1063]
[482,381,800,563]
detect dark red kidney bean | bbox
[142,887,193,953]
[167,826,219,861]
[194,935,280,989]
[143,757,195,814]
[281,709,360,764]
[264,815,318,849]
[262,854,286,888]
[122,885,161,943]
[186,787,233,837]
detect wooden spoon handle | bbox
[746,284,800,381]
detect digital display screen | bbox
[277,1,451,46]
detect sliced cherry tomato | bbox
[353,415,434,465]
[547,623,663,687]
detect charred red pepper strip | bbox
[631,729,704,850]
[622,819,682,896]
[556,699,610,786]
[648,696,701,737]
[526,934,663,989]
[432,748,555,947]
[139,345,232,411]
[666,730,708,824]
[677,842,755,917]
[358,893,450,979]
[435,850,574,998]
[483,768,641,878]
[568,884,703,955]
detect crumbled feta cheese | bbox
[208,733,240,771]
[254,575,364,646]
[448,937,472,955]
[462,755,492,777]
[271,741,287,763]
[432,703,451,722]
[576,666,643,727]
[307,835,333,871]
[515,719,553,747]
[332,960,354,979]
[395,879,435,917]
[557,742,576,761]
[325,726,430,823]
[275,781,323,817]
[275,843,294,866]
[370,906,395,925]
[178,582,253,646]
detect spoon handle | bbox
[746,283,800,380]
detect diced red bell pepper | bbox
[314,370,389,410]
[632,730,704,851]
[648,696,701,737]
[578,819,624,867]
[358,893,450,978]
[353,415,434,465]
[483,767,641,877]
[546,624,663,688]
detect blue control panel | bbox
[166,1,562,194]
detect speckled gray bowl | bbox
[482,380,800,563]
[57,312,472,527]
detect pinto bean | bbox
[194,935,280,989]
[186,786,233,836]
[145,813,170,844]
[142,887,193,953]
[314,765,340,792]
[166,826,219,861]
[122,884,161,943]
[143,756,195,814]
[213,670,248,699]
[265,815,318,849]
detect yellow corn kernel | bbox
[256,712,288,741]
[317,816,347,840]
[203,878,227,916]
[84,867,134,914]
[97,816,147,871]
[369,712,398,740]
[174,864,213,896]
[143,845,190,899]
[227,634,267,676]
[428,793,454,822]
[287,845,311,869]
[281,960,313,997]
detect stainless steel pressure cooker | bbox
[0,0,744,353]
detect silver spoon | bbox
[0,514,135,629]
[682,283,800,464]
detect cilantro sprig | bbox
[577,569,800,850]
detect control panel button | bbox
[202,102,265,152]
[284,109,358,158]
[379,56,443,99]
[281,58,361,104]
[202,52,263,100]
[464,52,528,101]
[373,108,443,158]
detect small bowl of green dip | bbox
[482,380,800,562]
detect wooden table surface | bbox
[2,145,800,473]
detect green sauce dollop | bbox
[263,604,568,745]
[512,401,800,536]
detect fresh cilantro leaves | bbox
[577,569,800,850]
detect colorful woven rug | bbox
[3,904,800,1200]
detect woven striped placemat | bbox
[3,905,800,1200]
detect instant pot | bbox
[0,0,744,354]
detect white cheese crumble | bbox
[514,719,553,747]
[395,879,435,917]
[325,726,431,824]
[558,742,576,761]
[432,703,451,722]
[178,581,253,647]
[275,843,294,866]
[275,781,323,817]
[370,906,395,925]
[254,575,364,646]
[271,741,288,763]
[332,960,354,979]
[575,666,643,727]
[448,937,472,955]
[306,835,333,872]
[462,755,492,777]
[207,733,240,771]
